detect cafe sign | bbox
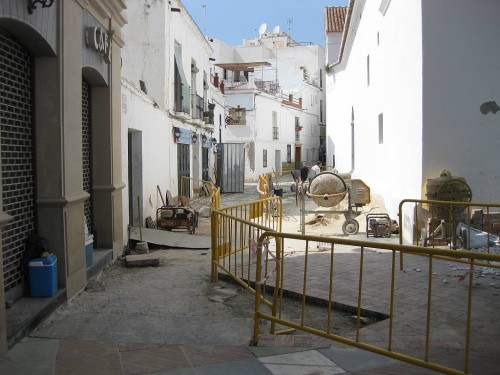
[86,26,112,64]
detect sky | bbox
[180,0,349,47]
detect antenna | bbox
[258,23,267,37]
[287,18,293,36]
[272,25,280,35]
[203,4,207,35]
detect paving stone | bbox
[120,345,190,374]
[55,339,122,375]
[195,358,273,375]
[319,347,397,372]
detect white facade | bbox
[326,0,500,242]
[211,33,326,181]
[121,0,220,241]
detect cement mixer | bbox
[299,171,370,235]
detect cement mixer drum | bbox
[308,172,348,208]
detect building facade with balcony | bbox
[210,33,325,181]
[121,0,220,237]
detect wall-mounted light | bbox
[192,133,199,144]
[236,105,243,123]
[28,0,55,14]
[480,101,500,115]
[173,127,181,142]
[201,134,207,143]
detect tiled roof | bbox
[325,6,348,33]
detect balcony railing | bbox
[255,79,280,96]
[273,126,279,140]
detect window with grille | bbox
[287,145,291,163]
[263,149,267,167]
[174,43,190,113]
[272,111,278,139]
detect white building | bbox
[121,0,220,236]
[210,31,326,182]
[325,0,500,242]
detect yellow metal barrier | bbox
[210,196,282,303]
[249,231,500,375]
[398,199,500,270]
[211,197,500,374]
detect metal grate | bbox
[82,80,93,233]
[0,31,35,297]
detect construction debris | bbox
[125,253,160,267]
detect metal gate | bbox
[177,143,190,197]
[216,143,245,193]
[202,148,209,182]
[0,30,36,299]
[82,80,93,233]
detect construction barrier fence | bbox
[211,197,500,375]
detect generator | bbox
[366,213,391,238]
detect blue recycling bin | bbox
[29,253,57,297]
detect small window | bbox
[319,69,323,88]
[367,55,370,86]
[378,113,384,144]
[287,145,291,163]
[263,150,267,167]
[272,111,277,126]
[320,100,323,123]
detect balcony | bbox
[273,126,279,140]
[255,79,280,96]
[282,94,302,109]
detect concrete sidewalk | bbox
[1,335,428,374]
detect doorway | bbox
[128,131,143,226]
[294,145,302,169]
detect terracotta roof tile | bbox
[325,6,348,33]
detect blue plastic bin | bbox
[29,253,57,297]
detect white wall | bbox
[121,0,219,243]
[121,80,176,244]
[421,0,500,203]
[122,1,168,107]
[326,32,343,65]
[327,0,424,223]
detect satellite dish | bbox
[258,23,267,36]
[272,26,280,35]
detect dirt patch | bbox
[41,248,376,341]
